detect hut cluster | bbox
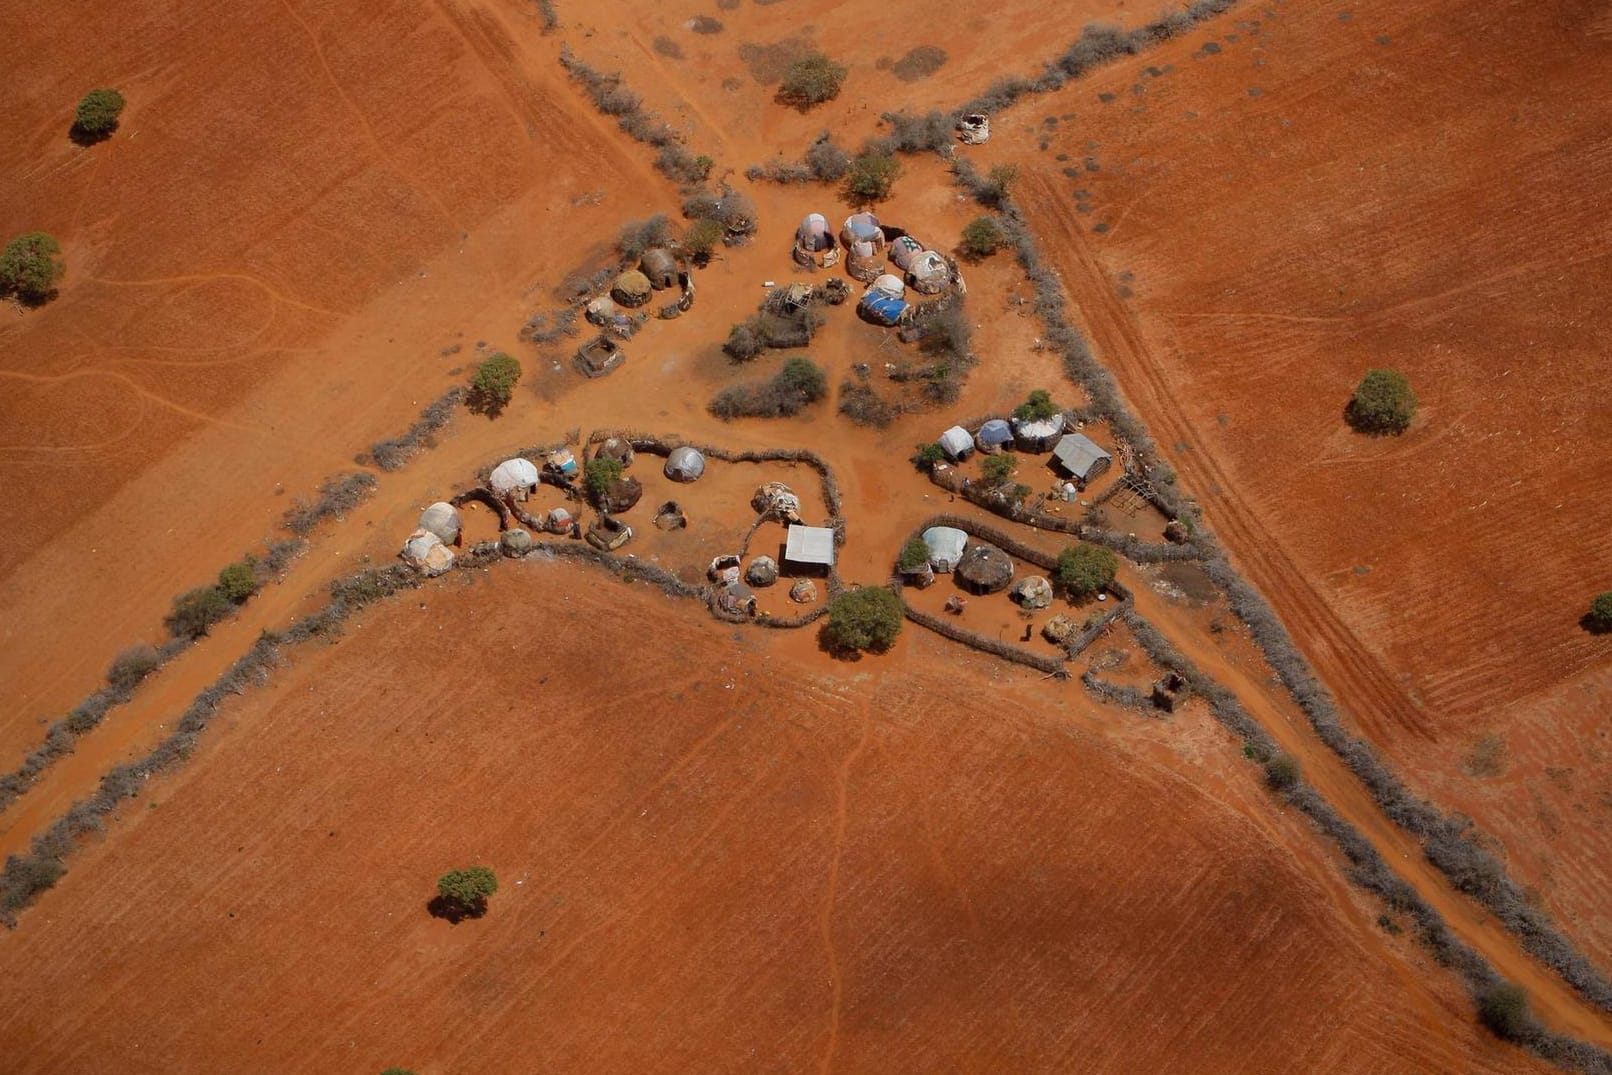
[933,413,1114,495]
[901,525,1051,612]
[789,210,964,329]
[574,246,697,378]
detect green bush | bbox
[777,356,827,400]
[435,866,498,919]
[1012,389,1058,421]
[913,442,946,471]
[976,163,1018,208]
[585,456,623,504]
[165,586,235,640]
[107,644,164,693]
[217,560,260,604]
[897,537,931,572]
[468,352,521,416]
[777,52,848,108]
[1476,982,1534,1041]
[683,217,726,261]
[824,587,903,653]
[1055,544,1117,598]
[1264,753,1301,791]
[981,454,1017,485]
[0,232,65,303]
[844,153,901,204]
[960,216,1004,259]
[1585,592,1612,633]
[73,88,126,140]
[709,357,828,420]
[1346,368,1417,434]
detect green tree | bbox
[897,536,931,573]
[913,442,946,472]
[844,153,901,205]
[777,52,848,109]
[468,352,521,416]
[824,586,903,654]
[585,456,624,505]
[1476,982,1534,1041]
[981,453,1017,486]
[1055,544,1118,599]
[1346,368,1417,434]
[73,88,126,142]
[960,216,1004,259]
[978,163,1018,208]
[165,586,234,640]
[0,232,65,303]
[683,217,725,261]
[776,356,827,403]
[435,866,498,919]
[1012,389,1059,421]
[1586,592,1612,633]
[217,559,260,604]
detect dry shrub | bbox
[891,45,947,82]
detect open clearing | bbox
[0,562,1541,1074]
[999,0,1612,967]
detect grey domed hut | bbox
[400,530,455,577]
[611,269,653,308]
[664,446,706,482]
[955,543,1014,595]
[976,419,1014,454]
[489,457,540,501]
[418,502,461,546]
[906,250,952,295]
[746,556,779,587]
[640,248,679,290]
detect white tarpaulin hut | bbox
[418,502,461,545]
[489,457,540,500]
[664,446,706,482]
[870,273,906,298]
[906,250,951,295]
[400,529,455,577]
[938,425,974,461]
[1012,413,1066,453]
[922,526,968,572]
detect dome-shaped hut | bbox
[596,437,635,467]
[546,506,575,534]
[870,274,906,299]
[1012,413,1066,453]
[664,446,706,482]
[400,529,455,577]
[858,287,910,327]
[889,235,925,272]
[418,502,461,545]
[639,248,679,290]
[1012,574,1054,610]
[922,526,969,573]
[793,213,840,268]
[489,457,540,500]
[751,481,802,521]
[600,475,643,514]
[611,269,653,308]
[843,212,887,283]
[719,581,758,617]
[976,419,1014,454]
[955,543,1014,595]
[746,555,779,587]
[907,250,952,295]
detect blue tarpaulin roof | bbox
[860,292,908,326]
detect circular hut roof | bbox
[597,437,635,465]
[871,274,906,298]
[664,446,706,482]
[746,556,779,587]
[889,235,925,271]
[922,526,969,569]
[400,529,455,577]
[639,248,679,286]
[797,213,833,251]
[842,212,882,244]
[612,269,653,305]
[489,457,540,495]
[418,501,461,544]
[956,543,1015,593]
[977,419,1014,449]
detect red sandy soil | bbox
[0,562,1546,1074]
[995,0,1612,967]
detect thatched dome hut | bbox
[639,248,679,289]
[596,437,636,467]
[746,556,779,587]
[1012,575,1054,610]
[611,269,653,308]
[400,530,455,577]
[922,526,968,573]
[489,457,540,499]
[601,475,643,514]
[1012,413,1066,453]
[955,543,1014,595]
[418,502,461,545]
[889,235,925,272]
[500,528,533,556]
[664,446,706,482]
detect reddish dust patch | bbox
[1001,0,1612,963]
[0,561,1542,1074]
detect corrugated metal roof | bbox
[1053,433,1112,478]
[785,525,836,566]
